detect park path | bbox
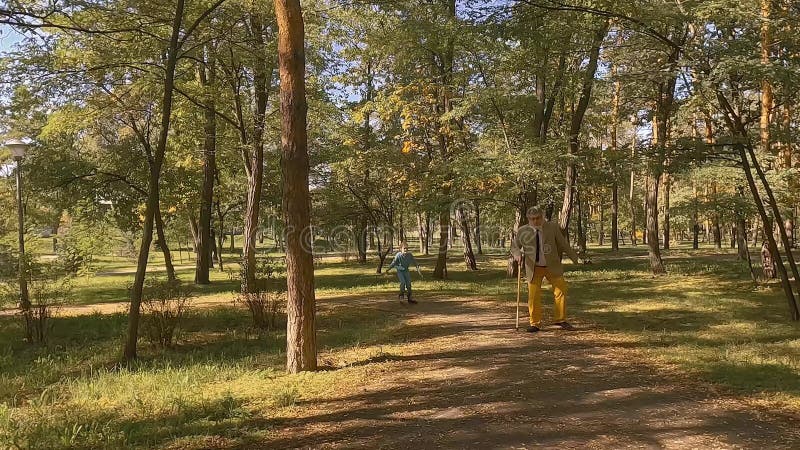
[259,295,800,449]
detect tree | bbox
[274,0,317,373]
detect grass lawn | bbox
[0,242,798,448]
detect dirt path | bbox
[260,295,800,449]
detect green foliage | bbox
[140,278,193,348]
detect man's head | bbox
[400,242,408,252]
[526,207,545,228]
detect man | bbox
[511,206,583,333]
[387,242,422,304]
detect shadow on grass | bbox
[3,247,800,448]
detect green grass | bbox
[1,241,799,448]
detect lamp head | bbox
[5,139,29,160]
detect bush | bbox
[235,256,287,330]
[234,287,285,331]
[1,276,73,344]
[141,278,193,348]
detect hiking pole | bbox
[515,252,523,331]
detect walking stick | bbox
[515,252,523,330]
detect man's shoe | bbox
[408,298,418,304]
[398,294,406,302]
[554,321,576,331]
[526,325,540,333]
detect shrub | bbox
[0,276,73,344]
[235,256,287,330]
[140,278,193,348]
[234,288,285,331]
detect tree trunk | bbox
[717,91,799,319]
[416,212,425,255]
[457,206,478,270]
[433,209,449,279]
[424,212,431,255]
[692,183,699,250]
[760,0,773,158]
[124,0,185,360]
[741,142,799,319]
[663,174,671,250]
[242,13,274,294]
[275,0,317,372]
[195,53,216,285]
[559,21,608,235]
[155,206,176,281]
[610,60,620,251]
[357,216,368,264]
[475,200,483,255]
[629,133,638,246]
[375,229,393,273]
[212,227,223,271]
[611,184,619,250]
[577,190,587,255]
[599,200,605,246]
[646,175,665,274]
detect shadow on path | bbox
[249,295,800,449]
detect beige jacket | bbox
[511,221,580,281]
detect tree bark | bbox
[577,190,587,255]
[457,206,478,270]
[690,182,698,249]
[357,216,368,264]
[760,0,773,158]
[195,51,216,285]
[242,13,274,294]
[275,0,317,372]
[154,205,176,281]
[711,183,722,249]
[559,22,608,235]
[629,132,638,246]
[717,91,799,320]
[610,60,620,251]
[663,174,671,250]
[124,0,185,360]
[475,200,483,255]
[433,209,449,279]
[424,212,431,255]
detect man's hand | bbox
[581,258,593,265]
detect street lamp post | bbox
[5,139,31,314]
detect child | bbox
[387,242,421,304]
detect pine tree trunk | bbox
[629,133,638,246]
[717,90,799,319]
[275,0,317,372]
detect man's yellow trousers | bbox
[528,266,568,326]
